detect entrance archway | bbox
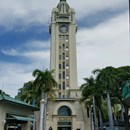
[58,106,72,130]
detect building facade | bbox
[0,92,39,130]
[46,1,91,130]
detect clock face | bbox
[59,25,69,33]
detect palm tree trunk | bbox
[43,93,47,130]
[106,92,114,130]
[93,96,98,130]
[121,105,124,121]
[39,92,47,130]
[124,106,130,130]
[39,98,45,130]
[99,109,103,130]
[91,112,94,130]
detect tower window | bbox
[59,55,61,59]
[63,62,65,69]
[62,53,65,60]
[71,12,73,21]
[63,82,65,90]
[58,106,71,116]
[63,71,65,79]
[58,92,61,98]
[59,73,61,79]
[62,44,65,49]
[59,64,61,69]
[59,84,61,89]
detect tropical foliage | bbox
[16,69,57,106]
[16,81,37,105]
[80,66,130,130]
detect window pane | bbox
[58,106,71,116]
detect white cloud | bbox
[1,40,50,62]
[69,0,127,19]
[0,0,129,97]
[0,0,128,31]
[1,48,18,56]
[0,59,50,97]
[0,40,50,97]
[0,62,33,97]
[24,40,50,50]
[77,11,129,85]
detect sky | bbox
[0,0,129,97]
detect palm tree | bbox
[80,76,104,130]
[95,67,119,130]
[81,66,130,130]
[16,81,37,105]
[32,69,57,130]
[85,67,119,130]
[96,66,130,130]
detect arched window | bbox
[58,106,71,116]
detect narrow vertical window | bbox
[58,92,61,98]
[59,64,61,69]
[63,82,65,90]
[59,55,61,59]
[59,73,61,79]
[63,53,65,60]
[63,62,65,69]
[63,71,65,79]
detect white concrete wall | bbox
[0,102,34,130]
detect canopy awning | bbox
[6,115,35,122]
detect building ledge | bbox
[54,97,78,101]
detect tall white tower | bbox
[46,1,91,130]
[50,0,78,98]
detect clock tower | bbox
[50,0,78,96]
[46,1,91,130]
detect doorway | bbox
[58,127,71,130]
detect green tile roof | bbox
[0,93,39,110]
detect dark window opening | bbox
[63,71,65,79]
[63,82,65,90]
[63,62,65,69]
[59,73,61,79]
[59,64,61,69]
[58,106,71,116]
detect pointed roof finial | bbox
[60,0,66,2]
